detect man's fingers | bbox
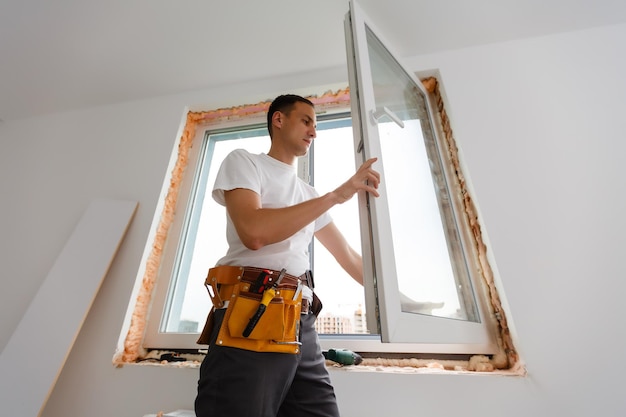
[365,184,380,197]
[360,158,380,189]
[358,158,377,171]
[361,157,378,170]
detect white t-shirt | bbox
[212,149,332,277]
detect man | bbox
[195,94,380,417]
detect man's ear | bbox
[272,111,283,130]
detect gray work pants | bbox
[195,308,340,417]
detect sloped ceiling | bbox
[1,0,625,121]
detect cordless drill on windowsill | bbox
[323,349,363,365]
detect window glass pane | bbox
[162,130,269,333]
[312,119,369,334]
[162,119,370,335]
[365,26,479,322]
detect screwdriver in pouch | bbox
[242,268,287,337]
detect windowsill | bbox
[325,363,526,377]
[115,350,526,377]
[121,360,525,378]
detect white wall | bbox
[1,22,624,417]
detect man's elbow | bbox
[242,239,264,251]
[239,234,265,251]
[233,222,266,250]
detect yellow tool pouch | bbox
[197,266,303,354]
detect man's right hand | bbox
[331,157,380,204]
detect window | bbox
[139,84,503,356]
[119,1,516,367]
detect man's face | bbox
[277,101,317,157]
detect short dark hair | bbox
[267,94,314,138]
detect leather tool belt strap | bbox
[197,265,320,354]
[204,266,304,309]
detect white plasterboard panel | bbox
[0,198,138,417]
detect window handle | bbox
[370,107,405,129]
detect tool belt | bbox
[197,266,322,354]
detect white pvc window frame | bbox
[343,0,498,353]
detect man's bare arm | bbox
[225,157,380,250]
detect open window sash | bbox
[345,0,497,351]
